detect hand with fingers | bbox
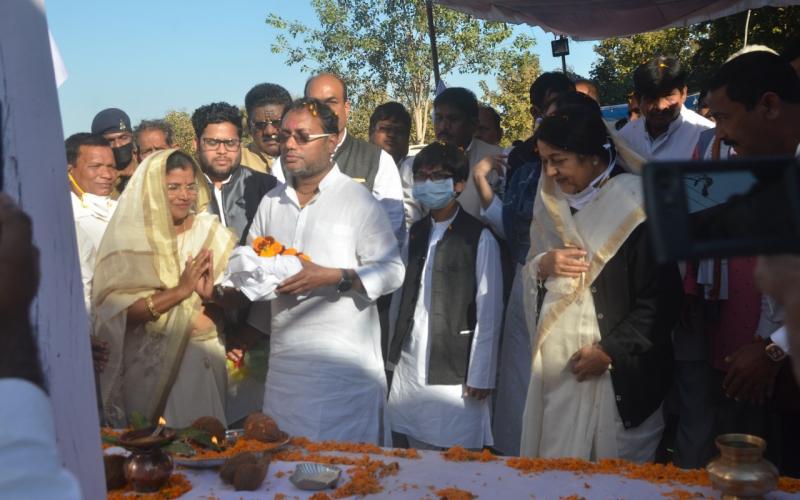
[463,386,492,400]
[195,249,215,302]
[722,340,781,405]
[570,344,612,382]
[539,247,589,279]
[276,258,340,296]
[177,248,211,299]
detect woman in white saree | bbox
[520,93,682,462]
[93,149,235,428]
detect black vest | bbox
[390,208,485,385]
[333,132,380,191]
[206,165,277,245]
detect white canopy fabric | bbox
[434,0,799,40]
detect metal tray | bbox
[289,462,342,490]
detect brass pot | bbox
[123,447,174,493]
[118,427,176,493]
[706,433,778,499]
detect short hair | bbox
[191,102,243,139]
[304,73,348,102]
[529,72,575,109]
[535,92,609,159]
[65,132,110,166]
[244,83,293,117]
[433,87,479,120]
[707,51,800,109]
[633,56,687,99]
[165,150,198,174]
[479,105,502,130]
[134,119,173,147]
[412,142,469,183]
[369,102,411,134]
[281,98,339,135]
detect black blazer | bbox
[592,220,683,428]
[206,166,277,245]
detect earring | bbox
[592,159,598,166]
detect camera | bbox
[643,157,800,263]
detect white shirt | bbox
[247,165,404,444]
[618,105,714,160]
[271,129,406,243]
[399,155,425,228]
[70,192,116,315]
[0,379,82,499]
[204,173,234,227]
[388,210,503,449]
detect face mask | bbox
[112,143,134,169]
[412,179,455,210]
[81,193,115,222]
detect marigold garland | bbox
[434,486,477,499]
[442,446,497,462]
[106,473,191,499]
[252,236,310,260]
[184,436,287,460]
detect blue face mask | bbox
[412,178,456,210]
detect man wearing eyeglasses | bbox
[246,98,404,444]
[191,102,278,245]
[242,83,292,175]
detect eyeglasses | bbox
[201,137,241,151]
[251,119,282,131]
[277,131,332,145]
[166,183,199,195]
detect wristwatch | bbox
[765,341,787,362]
[336,269,353,293]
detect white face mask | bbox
[80,192,115,222]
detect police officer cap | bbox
[91,108,132,135]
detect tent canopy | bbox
[434,0,797,40]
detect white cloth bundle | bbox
[221,246,303,301]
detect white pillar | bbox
[0,1,104,498]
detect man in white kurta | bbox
[65,134,119,314]
[387,207,502,449]
[247,99,404,444]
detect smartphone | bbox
[643,157,800,263]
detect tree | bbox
[479,36,541,145]
[590,27,696,105]
[690,6,800,86]
[163,110,196,155]
[590,6,800,106]
[266,0,534,144]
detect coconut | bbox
[103,454,127,490]
[190,416,226,442]
[233,462,269,491]
[243,413,282,443]
[220,451,258,484]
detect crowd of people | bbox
[43,37,800,486]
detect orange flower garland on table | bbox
[106,473,191,500]
[252,236,311,261]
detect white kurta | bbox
[271,130,406,244]
[70,192,116,315]
[387,212,502,449]
[617,105,714,160]
[0,379,82,499]
[248,165,404,445]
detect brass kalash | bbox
[706,433,779,499]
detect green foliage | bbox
[266,0,534,144]
[689,6,800,87]
[163,110,196,155]
[590,6,800,105]
[480,35,541,145]
[590,27,696,105]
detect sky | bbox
[46,0,599,137]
